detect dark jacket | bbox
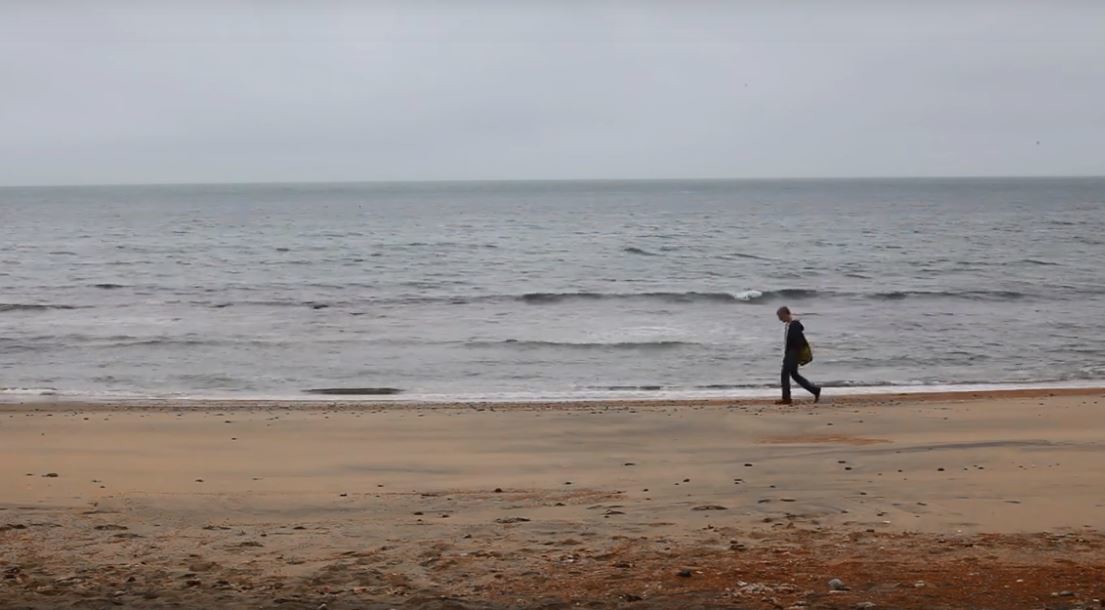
[785,320,808,355]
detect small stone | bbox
[494,488,503,493]
[43,473,59,478]
[677,569,693,578]
[855,603,876,609]
[828,578,848,591]
[692,505,728,511]
[195,479,204,483]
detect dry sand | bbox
[1,389,1104,609]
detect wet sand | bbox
[2,389,1104,609]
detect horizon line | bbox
[2,173,1104,190]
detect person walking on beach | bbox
[776,306,821,405]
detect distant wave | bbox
[1,303,82,313]
[194,299,350,309]
[623,247,660,256]
[194,289,824,308]
[0,387,58,396]
[303,387,403,396]
[721,252,775,261]
[519,290,810,304]
[870,290,1025,301]
[517,288,1042,305]
[762,288,821,299]
[470,339,699,350]
[520,291,735,304]
[156,284,1088,312]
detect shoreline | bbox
[3,384,1104,412]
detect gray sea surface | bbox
[2,177,1104,400]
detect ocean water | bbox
[2,178,1104,401]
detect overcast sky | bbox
[2,1,1104,186]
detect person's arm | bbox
[787,320,806,351]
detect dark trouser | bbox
[781,352,819,401]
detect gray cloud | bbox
[2,1,1103,185]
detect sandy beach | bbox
[2,389,1104,609]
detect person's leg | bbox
[779,360,792,402]
[789,367,820,398]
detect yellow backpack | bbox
[798,341,813,366]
